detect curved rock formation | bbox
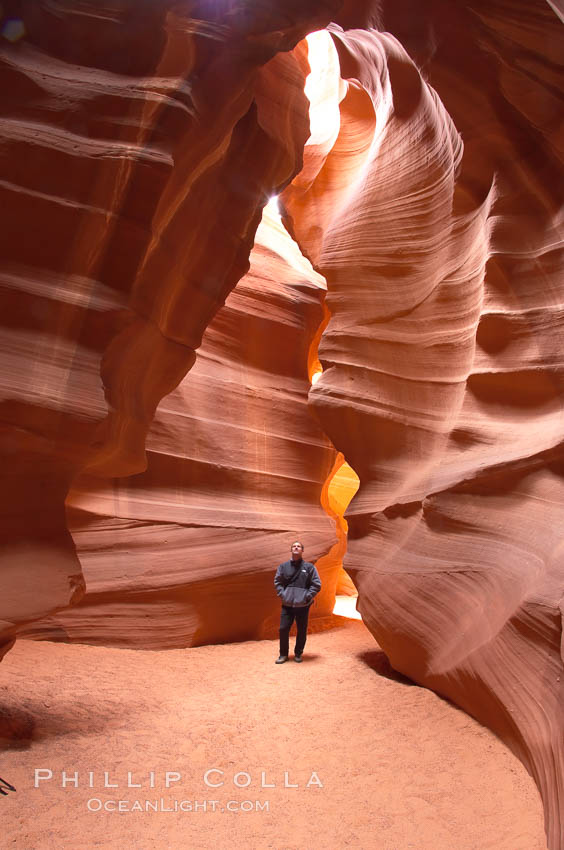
[22,203,339,647]
[281,7,563,848]
[1,2,562,845]
[0,0,340,652]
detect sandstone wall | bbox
[22,205,339,647]
[0,0,340,655]
[282,6,564,847]
[1,2,562,846]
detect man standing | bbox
[274,541,321,664]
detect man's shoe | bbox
[294,654,303,663]
[275,655,288,664]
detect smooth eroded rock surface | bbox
[0,0,340,643]
[22,205,340,648]
[281,7,563,848]
[1,2,562,847]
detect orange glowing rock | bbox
[282,10,564,849]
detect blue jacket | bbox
[274,559,321,608]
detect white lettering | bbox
[104,772,118,788]
[127,772,141,788]
[87,798,102,811]
[62,771,79,788]
[260,771,275,788]
[306,771,323,788]
[203,769,224,788]
[34,769,52,787]
[165,772,181,788]
[284,772,298,788]
[233,772,251,788]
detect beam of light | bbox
[304,30,344,149]
[333,595,362,620]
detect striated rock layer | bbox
[282,6,563,849]
[0,0,341,653]
[23,204,340,648]
[1,2,562,846]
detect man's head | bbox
[291,541,304,561]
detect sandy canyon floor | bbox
[0,619,547,850]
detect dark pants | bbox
[279,605,311,657]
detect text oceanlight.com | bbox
[86,799,269,813]
[33,769,324,814]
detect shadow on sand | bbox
[358,649,417,686]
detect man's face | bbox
[291,542,304,560]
